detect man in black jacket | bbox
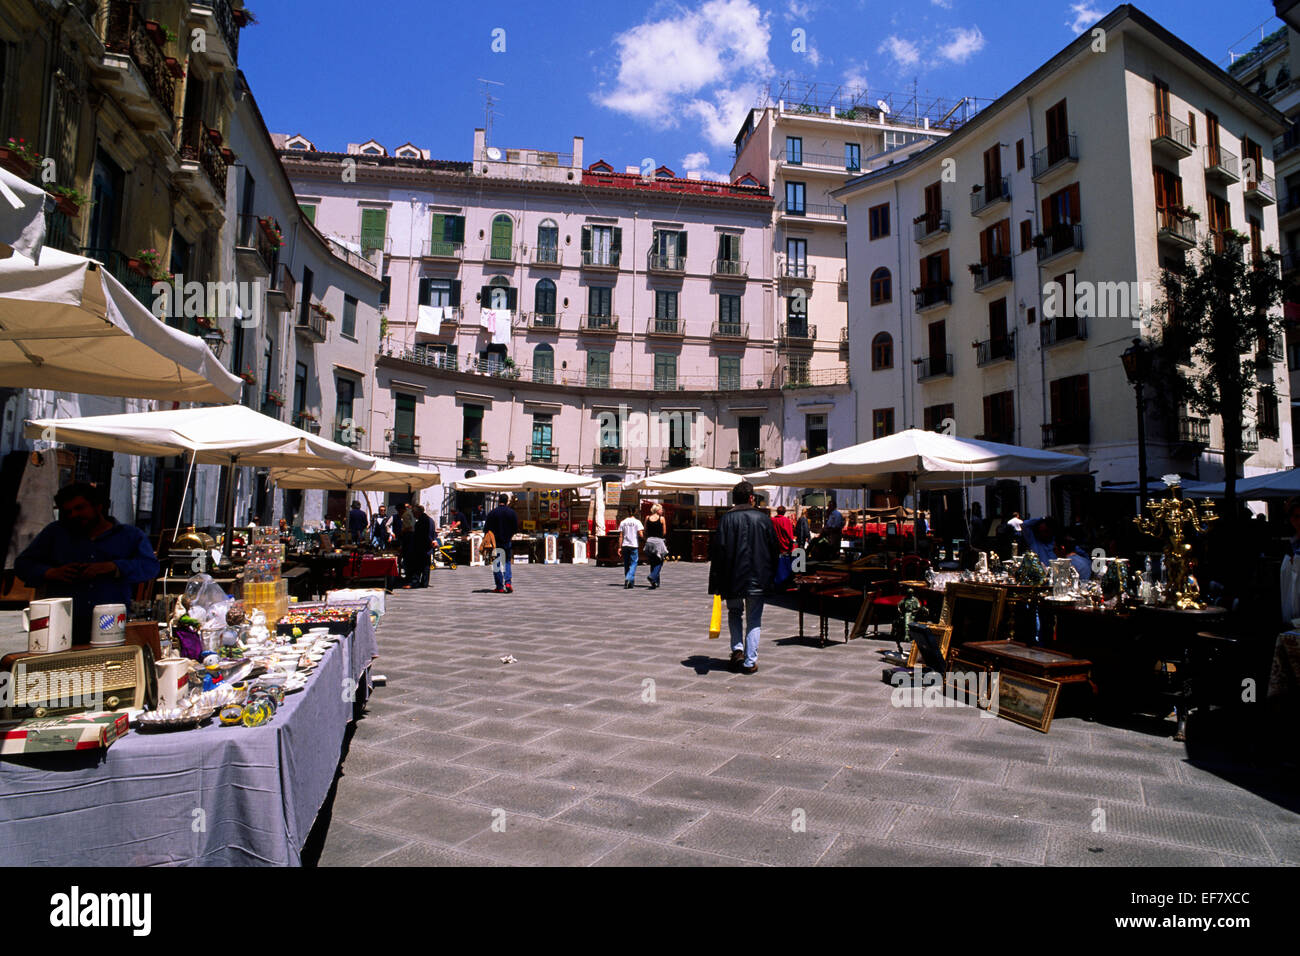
[708,481,779,674]
[406,505,434,588]
[484,494,519,593]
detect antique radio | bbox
[1,645,156,719]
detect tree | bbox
[1154,230,1287,523]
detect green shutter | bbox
[429,214,446,255]
[360,208,386,255]
[299,203,317,224]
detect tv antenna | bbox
[477,78,504,145]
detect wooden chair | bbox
[811,585,864,646]
[863,555,932,635]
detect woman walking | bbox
[644,503,669,590]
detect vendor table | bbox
[0,612,378,866]
[341,554,400,587]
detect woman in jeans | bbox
[644,503,668,590]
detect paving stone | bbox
[457,775,590,818]
[364,794,495,846]
[458,815,625,866]
[315,821,412,867]
[1050,748,1179,779]
[755,787,905,836]
[1004,763,1146,803]
[823,766,960,808]
[951,782,1113,830]
[326,776,414,823]
[639,771,777,813]
[448,716,557,744]
[673,812,838,866]
[593,840,753,867]
[368,731,487,762]
[817,834,992,867]
[1044,829,1227,867]
[710,753,844,791]
[539,757,670,794]
[452,741,570,776]
[366,757,497,797]
[1139,778,1300,826]
[365,842,504,866]
[888,807,1049,864]
[556,793,707,840]
[882,749,1009,785]
[335,744,411,779]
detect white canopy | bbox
[0,167,48,262]
[269,459,441,493]
[453,464,601,492]
[746,429,1090,489]
[623,466,748,493]
[1190,470,1300,500]
[0,246,241,403]
[24,404,374,469]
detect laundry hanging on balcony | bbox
[481,308,511,345]
[416,305,444,337]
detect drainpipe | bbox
[893,178,909,428]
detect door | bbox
[88,149,124,253]
[739,417,761,469]
[785,181,806,214]
[1154,79,1171,134]
[1046,99,1069,162]
[786,237,807,276]
[983,145,1002,193]
[490,214,513,260]
[929,321,947,371]
[531,414,553,461]
[536,219,559,262]
[532,343,554,383]
[924,182,942,231]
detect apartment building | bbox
[278,129,851,514]
[837,3,1291,521]
[1229,26,1300,453]
[0,0,249,536]
[729,84,969,454]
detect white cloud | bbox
[596,0,773,146]
[681,151,731,182]
[1066,2,1103,34]
[878,35,921,69]
[784,0,816,20]
[931,0,952,8]
[842,59,869,92]
[806,45,822,68]
[935,26,985,64]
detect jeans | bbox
[622,546,639,584]
[727,595,764,668]
[492,544,513,589]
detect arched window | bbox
[490,214,514,260]
[871,332,893,370]
[485,275,512,310]
[870,267,892,305]
[536,218,559,264]
[533,343,554,384]
[534,278,556,320]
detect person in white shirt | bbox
[619,512,645,589]
[1006,512,1024,535]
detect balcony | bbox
[457,439,488,463]
[390,434,419,457]
[594,447,626,468]
[662,448,695,468]
[531,246,562,267]
[580,314,619,334]
[916,354,953,382]
[266,262,296,312]
[1042,421,1090,446]
[527,444,558,464]
[44,208,80,254]
[1280,190,1300,225]
[176,120,229,213]
[295,304,328,343]
[1150,113,1193,160]
[187,0,240,69]
[971,255,1013,292]
[1175,416,1210,447]
[333,426,361,448]
[975,431,1016,446]
[1040,314,1088,348]
[1205,144,1240,184]
[711,321,748,340]
[1285,249,1300,275]
[485,242,522,264]
[1036,223,1084,264]
[646,317,684,338]
[521,312,560,332]
[1156,208,1198,248]
[729,449,765,471]
[913,210,951,243]
[82,247,154,308]
[970,178,1010,215]
[975,332,1015,367]
[778,322,816,346]
[1240,426,1260,455]
[914,281,953,312]
[778,149,861,172]
[777,259,815,286]
[235,214,279,276]
[421,239,465,261]
[294,414,321,435]
[1032,135,1080,181]
[647,252,686,275]
[95,1,176,135]
[581,250,621,271]
[713,258,747,279]
[1245,173,1277,206]
[777,200,846,221]
[1259,336,1284,364]
[1274,126,1300,161]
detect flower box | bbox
[145,20,167,47]
[53,194,80,217]
[206,128,223,145]
[0,147,34,180]
[164,56,184,78]
[220,147,236,164]
[126,258,150,278]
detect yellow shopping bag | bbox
[708,595,722,640]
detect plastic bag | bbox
[708,595,722,640]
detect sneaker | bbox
[740,664,758,675]
[493,587,505,594]
[729,649,744,669]
[504,584,513,593]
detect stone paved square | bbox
[308,562,1300,866]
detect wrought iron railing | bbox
[915,354,953,381]
[81,246,154,307]
[1040,314,1087,346]
[1157,208,1197,244]
[713,258,747,277]
[527,444,558,464]
[1042,421,1090,446]
[1037,223,1083,261]
[972,255,1013,290]
[970,177,1010,213]
[1032,134,1080,178]
[1206,143,1239,180]
[647,252,686,273]
[103,0,175,120]
[178,119,229,196]
[913,210,951,241]
[914,281,953,310]
[711,321,748,339]
[648,317,683,336]
[1151,113,1192,152]
[975,332,1015,366]
[237,214,279,273]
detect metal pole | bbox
[222,456,239,546]
[1135,382,1148,515]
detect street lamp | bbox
[1121,338,1154,513]
[203,329,225,358]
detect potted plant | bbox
[232,8,258,27]
[1031,233,1048,248]
[265,389,285,407]
[206,127,223,146]
[164,56,184,78]
[967,262,984,277]
[220,147,236,164]
[0,137,40,179]
[130,249,165,279]
[239,367,256,385]
[49,185,92,217]
[144,20,171,47]
[1172,204,1201,222]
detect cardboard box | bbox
[0,711,130,755]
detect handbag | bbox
[708,595,722,640]
[774,553,795,589]
[481,530,496,553]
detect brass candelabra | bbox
[1133,483,1217,610]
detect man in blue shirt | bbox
[15,482,160,644]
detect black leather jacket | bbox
[708,506,780,598]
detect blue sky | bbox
[240,0,1283,180]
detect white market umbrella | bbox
[1191,469,1300,500]
[0,246,241,403]
[0,167,48,262]
[269,459,441,493]
[453,464,600,492]
[623,465,748,493]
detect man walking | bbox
[348,500,368,545]
[618,510,644,589]
[484,494,519,593]
[371,505,392,549]
[412,505,434,587]
[709,480,779,674]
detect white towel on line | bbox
[482,308,511,345]
[416,305,443,337]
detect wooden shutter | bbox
[1076,375,1090,421]
[418,277,431,305]
[939,249,950,282]
[1153,166,1166,208]
[581,225,591,254]
[1050,379,1062,423]
[1154,79,1170,117]
[979,228,990,262]
[1021,220,1032,252]
[611,227,622,254]
[677,230,687,259]
[505,287,518,311]
[449,280,461,306]
[1067,183,1081,222]
[997,219,1011,252]
[983,395,994,436]
[649,230,660,256]
[449,216,465,242]
[430,213,445,244]
[480,285,492,306]
[361,208,386,251]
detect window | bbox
[1207,192,1231,250]
[786,292,807,335]
[1020,220,1033,253]
[845,143,861,171]
[718,294,741,332]
[1043,182,1082,228]
[1048,374,1090,443]
[805,413,827,455]
[1249,215,1263,262]
[489,213,514,260]
[785,181,806,214]
[588,286,612,317]
[536,219,559,263]
[1258,386,1280,440]
[788,355,810,387]
[980,220,1012,272]
[587,350,611,387]
[785,237,807,276]
[928,320,948,364]
[651,229,687,270]
[982,391,1015,443]
[299,266,314,327]
[582,224,621,266]
[380,275,391,308]
[534,278,556,317]
[261,334,274,411]
[786,137,803,164]
[717,233,742,265]
[335,378,356,443]
[418,277,460,307]
[292,361,307,422]
[654,290,678,333]
[1046,99,1070,163]
[872,408,895,439]
[924,403,954,433]
[1027,306,1036,325]
[429,213,466,255]
[869,203,890,240]
[462,403,484,455]
[298,203,317,224]
[360,208,387,257]
[531,414,554,461]
[738,417,761,469]
[342,294,357,338]
[480,278,516,311]
[871,332,893,370]
[393,393,416,454]
[870,267,892,305]
[1016,139,1025,170]
[664,411,693,464]
[982,144,1002,193]
[654,353,677,391]
[533,343,554,384]
[719,355,741,390]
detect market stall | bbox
[623,466,750,562]
[453,465,602,563]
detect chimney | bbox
[572,136,583,169]
[624,165,639,175]
[473,128,485,160]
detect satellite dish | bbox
[877,100,891,114]
[486,147,502,161]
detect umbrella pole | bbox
[170,448,199,548]
[221,456,238,545]
[912,474,920,555]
